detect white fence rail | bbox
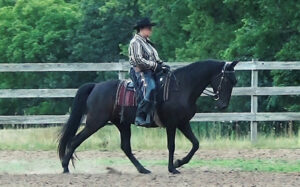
[0,61,300,142]
[0,112,299,125]
[1,87,300,98]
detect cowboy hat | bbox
[133,17,156,29]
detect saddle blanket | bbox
[115,80,137,107]
[115,72,174,108]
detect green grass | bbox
[0,126,299,151]
[143,159,300,173]
[188,159,300,172]
[0,158,299,174]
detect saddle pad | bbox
[115,72,174,108]
[115,80,137,107]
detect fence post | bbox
[251,59,258,142]
[118,59,126,80]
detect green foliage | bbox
[0,0,80,63]
[222,0,300,61]
[0,0,16,7]
[176,0,240,61]
[69,0,140,62]
[139,0,190,61]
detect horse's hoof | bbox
[169,169,180,174]
[139,168,151,174]
[174,159,182,168]
[63,168,70,174]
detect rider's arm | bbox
[156,59,163,64]
[129,41,157,71]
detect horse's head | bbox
[210,61,239,110]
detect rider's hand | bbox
[154,63,163,73]
[162,64,170,71]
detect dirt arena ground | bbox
[0,149,299,187]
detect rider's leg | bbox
[135,70,156,126]
[143,70,156,101]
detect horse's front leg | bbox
[166,127,180,174]
[174,122,199,168]
[117,124,151,174]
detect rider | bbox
[128,17,169,126]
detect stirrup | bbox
[135,114,152,126]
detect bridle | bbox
[203,62,235,101]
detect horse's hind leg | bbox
[174,122,199,168]
[62,114,107,173]
[116,123,151,174]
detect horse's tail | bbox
[58,83,95,161]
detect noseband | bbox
[203,62,235,100]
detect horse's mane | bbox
[174,59,225,80]
[174,59,223,73]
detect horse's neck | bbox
[175,61,223,103]
[188,71,212,103]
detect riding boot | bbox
[135,99,153,126]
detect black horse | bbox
[58,59,239,174]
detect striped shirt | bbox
[128,34,163,71]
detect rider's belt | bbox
[134,67,142,72]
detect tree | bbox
[0,0,82,115]
[69,0,140,62]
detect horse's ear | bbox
[228,61,239,69]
